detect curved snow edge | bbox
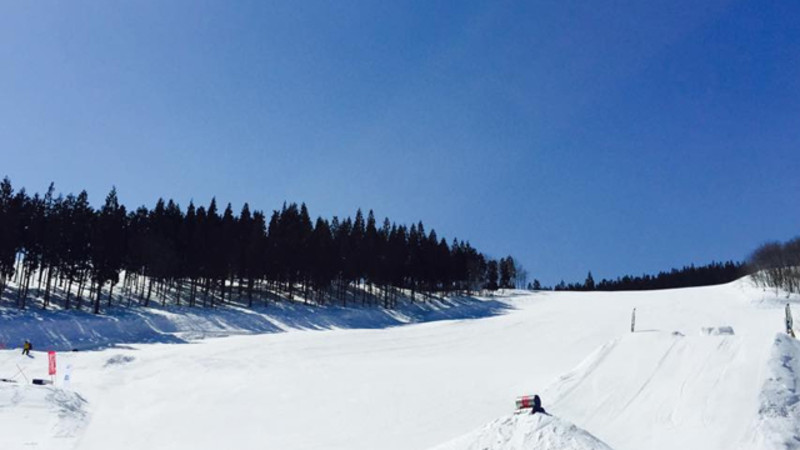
[752,333,800,449]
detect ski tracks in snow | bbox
[542,330,753,450]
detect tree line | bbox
[748,237,800,294]
[0,178,521,313]
[547,261,745,292]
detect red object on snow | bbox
[48,351,56,376]
[515,395,537,409]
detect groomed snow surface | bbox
[1,278,798,449]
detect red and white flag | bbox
[48,351,57,376]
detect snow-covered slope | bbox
[0,384,88,449]
[0,278,797,450]
[0,295,511,351]
[544,330,757,449]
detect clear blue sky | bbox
[2,1,799,286]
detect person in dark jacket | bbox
[531,395,546,415]
[21,340,32,356]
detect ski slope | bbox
[0,278,798,449]
[546,330,757,449]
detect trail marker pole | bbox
[631,307,636,333]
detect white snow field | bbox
[1,277,798,450]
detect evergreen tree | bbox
[0,177,18,296]
[584,271,595,291]
[499,256,517,289]
[486,260,499,291]
[91,187,127,313]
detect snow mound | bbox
[751,333,800,449]
[104,354,136,367]
[700,326,735,335]
[0,384,89,449]
[430,413,613,450]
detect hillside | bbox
[0,277,798,449]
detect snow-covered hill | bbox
[0,278,798,449]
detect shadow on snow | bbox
[0,295,512,352]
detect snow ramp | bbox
[544,330,758,450]
[430,413,613,450]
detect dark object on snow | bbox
[32,379,52,385]
[530,395,546,415]
[21,340,32,356]
[0,378,17,384]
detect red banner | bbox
[48,351,56,376]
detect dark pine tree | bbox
[91,187,127,314]
[584,271,595,291]
[486,259,499,291]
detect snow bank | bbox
[0,383,88,449]
[752,333,800,449]
[700,326,735,335]
[0,296,510,351]
[104,354,136,367]
[431,413,613,450]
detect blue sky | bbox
[2,0,798,285]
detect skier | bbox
[530,395,547,415]
[21,340,32,356]
[787,304,796,338]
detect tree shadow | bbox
[0,292,512,352]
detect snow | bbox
[700,325,736,335]
[1,278,799,449]
[545,330,755,449]
[0,384,88,449]
[431,413,613,450]
[750,333,800,449]
[0,295,512,351]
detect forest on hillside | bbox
[547,261,745,292]
[0,178,523,313]
[748,238,800,294]
[3,177,787,314]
